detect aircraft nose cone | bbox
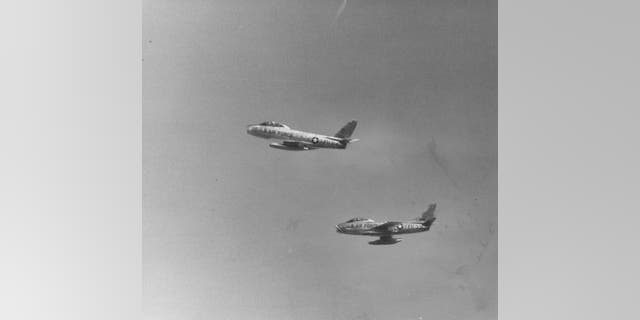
[335,225,344,233]
[246,125,256,134]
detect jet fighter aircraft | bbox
[246,120,358,151]
[336,204,437,245]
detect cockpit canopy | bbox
[346,217,372,223]
[258,121,290,129]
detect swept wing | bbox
[269,141,317,151]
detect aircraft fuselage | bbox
[336,204,436,245]
[335,220,429,237]
[247,124,346,149]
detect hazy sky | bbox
[143,0,497,319]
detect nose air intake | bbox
[246,125,257,133]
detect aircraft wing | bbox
[282,141,317,149]
[269,141,317,151]
[371,221,403,232]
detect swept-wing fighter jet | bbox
[246,120,359,151]
[336,204,437,245]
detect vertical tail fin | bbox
[419,203,437,229]
[334,120,357,139]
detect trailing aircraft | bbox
[336,204,437,245]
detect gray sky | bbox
[143,0,497,319]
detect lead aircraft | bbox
[336,204,437,245]
[246,120,358,151]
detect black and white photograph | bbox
[7,1,640,320]
[143,1,496,319]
